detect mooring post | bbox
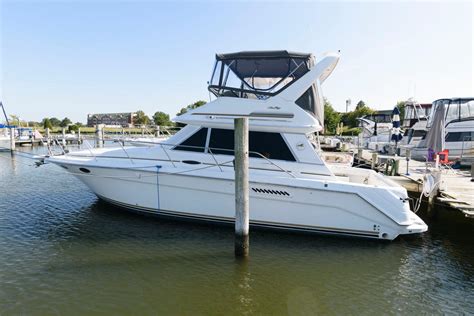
[9,127,15,152]
[78,128,81,144]
[405,149,411,176]
[371,152,378,170]
[234,117,249,257]
[45,127,51,146]
[95,124,104,148]
[61,128,66,146]
[357,133,363,162]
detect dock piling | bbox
[371,152,378,170]
[61,128,66,146]
[95,124,104,148]
[45,128,50,146]
[9,127,15,152]
[234,117,249,257]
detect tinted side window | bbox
[208,128,234,155]
[445,132,472,142]
[208,129,296,161]
[174,128,208,152]
[295,85,315,115]
[413,130,426,137]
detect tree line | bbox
[324,99,407,135]
[134,100,207,126]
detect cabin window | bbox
[208,128,296,161]
[295,85,316,115]
[445,132,473,142]
[412,130,426,138]
[174,128,208,152]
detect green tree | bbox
[9,114,20,126]
[395,101,406,122]
[60,117,72,127]
[49,117,61,126]
[74,122,84,127]
[68,124,79,132]
[323,99,341,134]
[134,110,150,126]
[356,100,366,110]
[28,121,41,127]
[153,111,171,126]
[341,103,375,128]
[42,118,53,129]
[176,100,207,116]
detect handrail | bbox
[208,148,223,172]
[160,143,176,168]
[116,141,135,165]
[70,140,296,178]
[83,139,98,161]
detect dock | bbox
[343,144,474,218]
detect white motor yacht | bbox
[45,51,427,240]
[400,99,432,146]
[412,98,474,160]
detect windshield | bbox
[208,54,313,100]
[427,98,474,128]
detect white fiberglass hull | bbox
[50,161,427,240]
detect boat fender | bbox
[422,174,435,197]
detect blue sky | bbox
[1,1,472,123]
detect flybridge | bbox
[175,51,341,133]
[208,50,315,99]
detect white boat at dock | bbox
[411,98,474,161]
[44,50,427,240]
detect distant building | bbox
[87,112,136,127]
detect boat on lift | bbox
[45,50,427,240]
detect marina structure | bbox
[42,51,427,240]
[87,112,136,128]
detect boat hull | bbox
[59,164,427,241]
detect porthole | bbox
[182,160,201,165]
[79,167,91,173]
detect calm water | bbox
[1,146,473,315]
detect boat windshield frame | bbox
[427,98,474,128]
[208,51,314,100]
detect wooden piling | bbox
[61,128,66,146]
[357,134,363,160]
[78,128,81,143]
[9,127,15,152]
[45,128,51,146]
[371,152,378,170]
[234,117,249,257]
[95,124,104,148]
